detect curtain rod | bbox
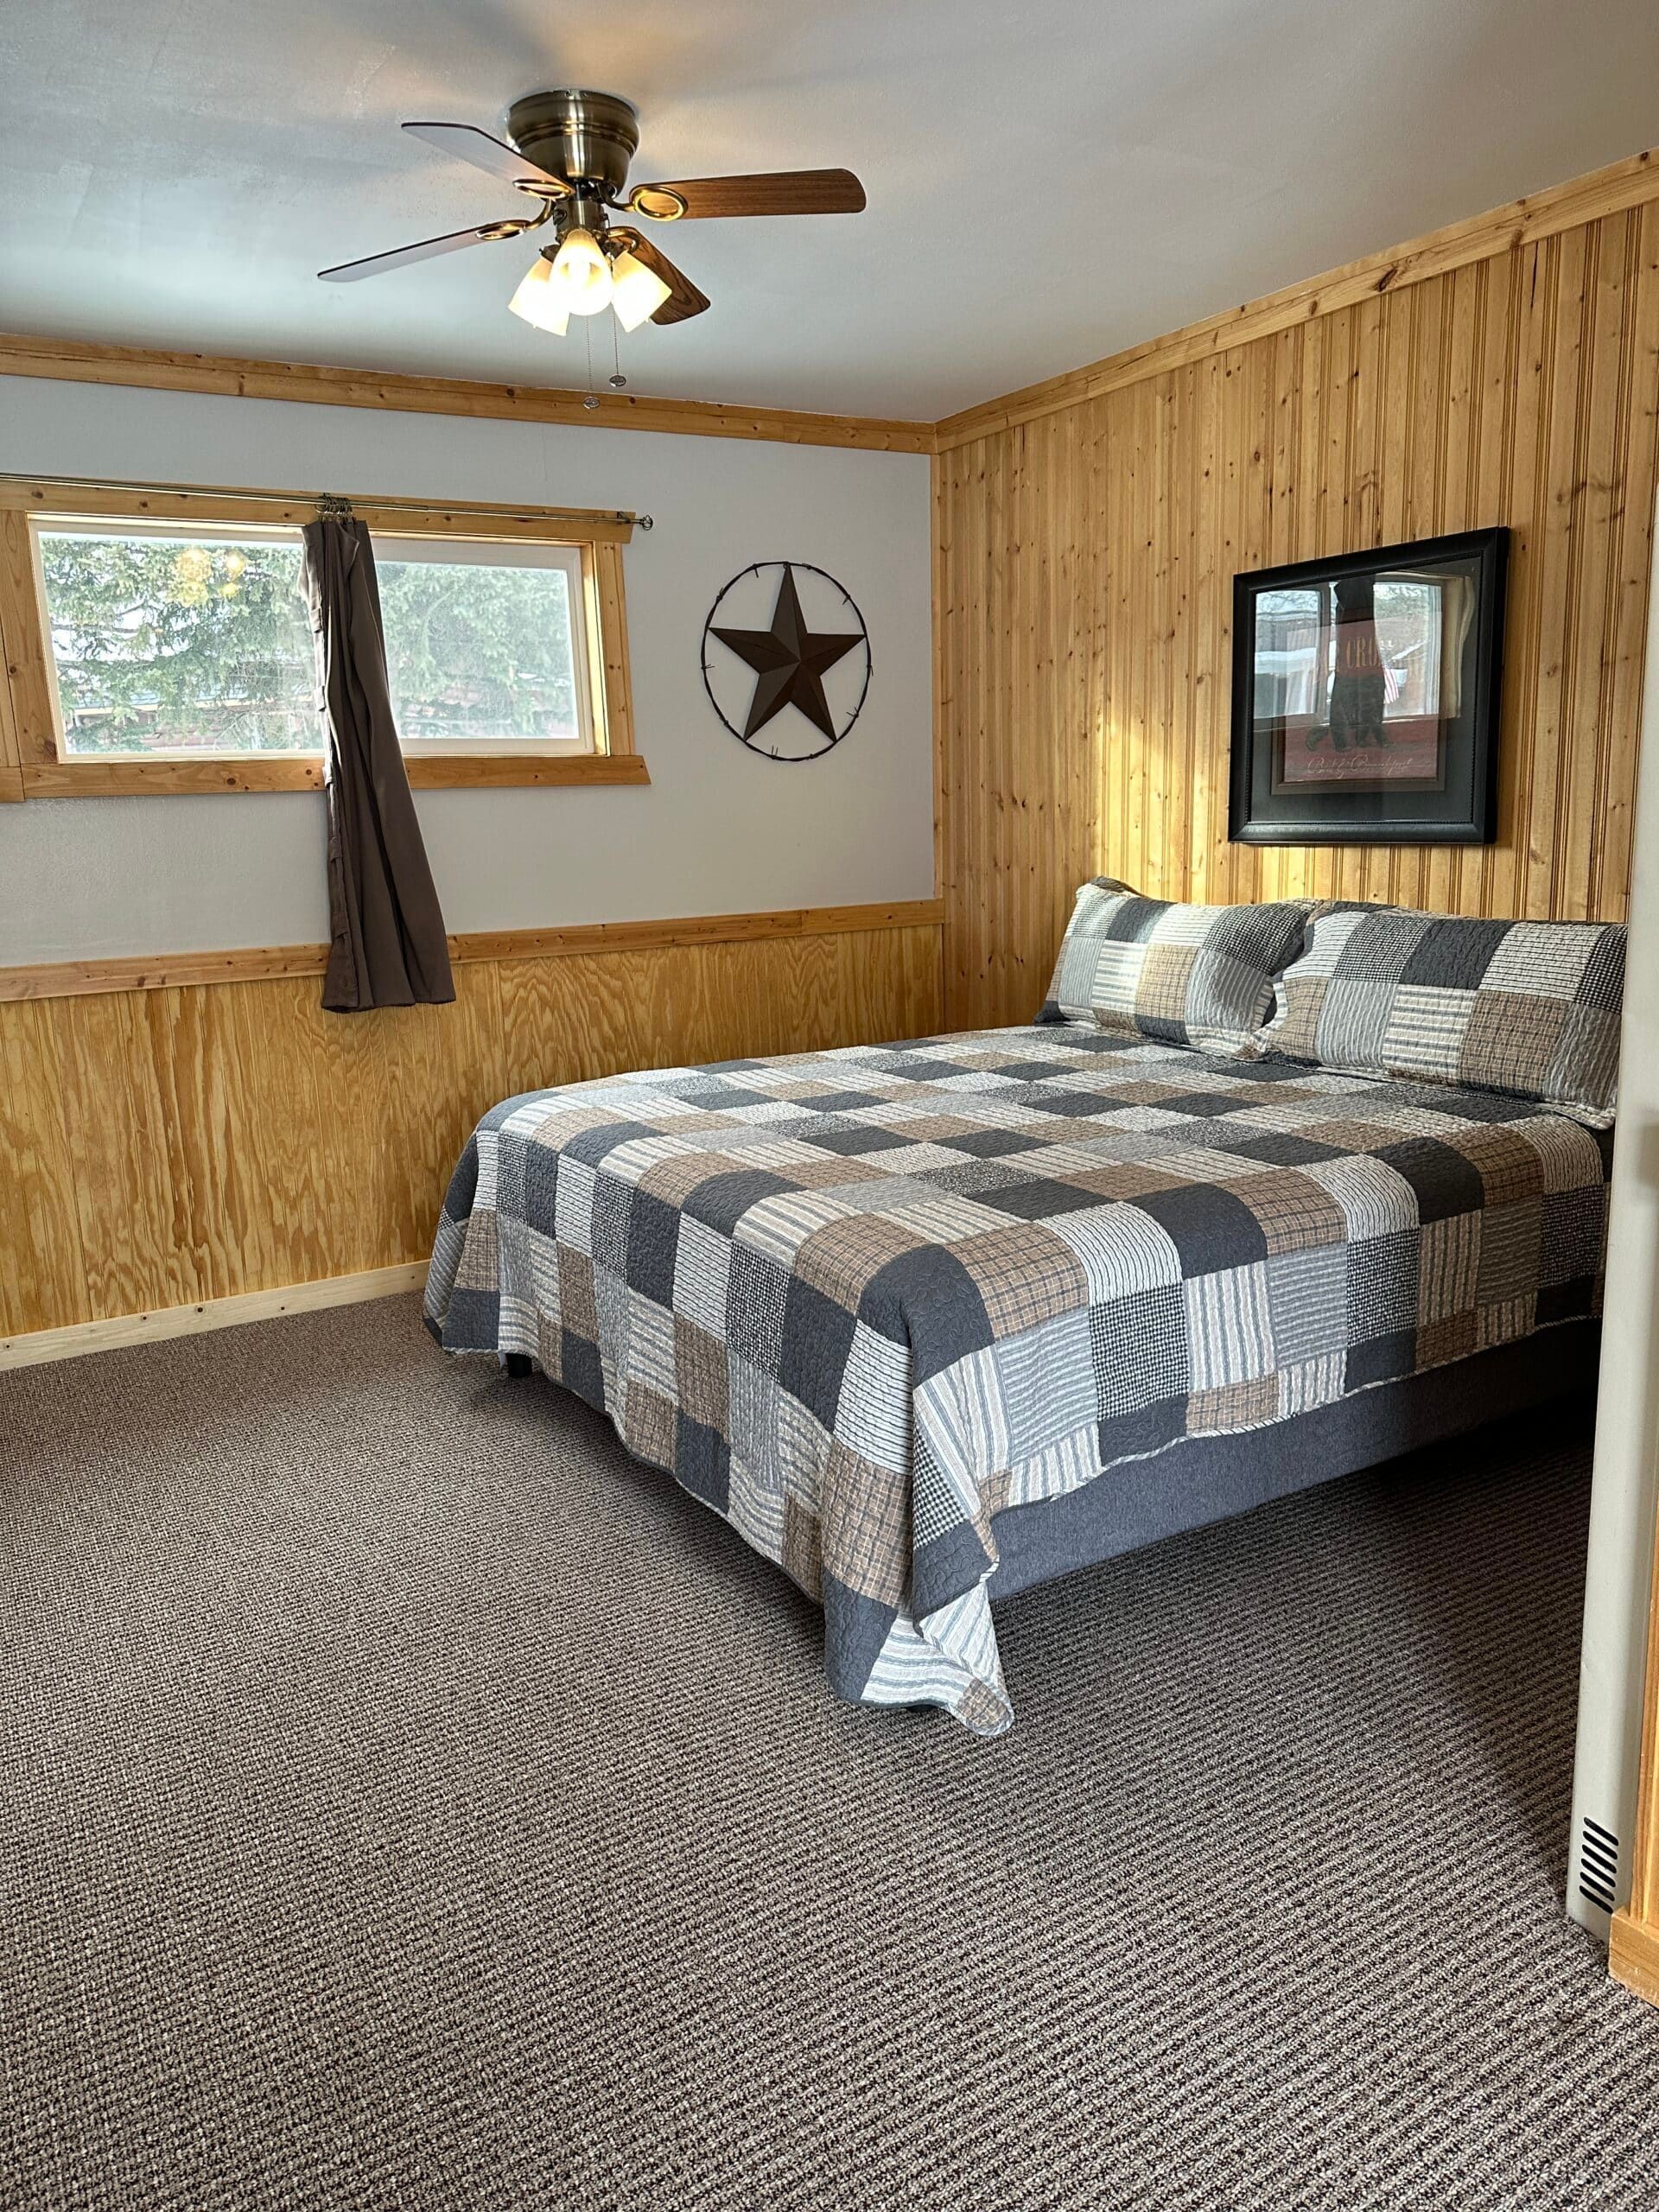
[1,471,653,530]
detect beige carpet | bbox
[3,1294,1656,2210]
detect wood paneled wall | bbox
[936,198,1659,1027]
[0,920,941,1343]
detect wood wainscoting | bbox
[934,171,1659,1028]
[0,902,943,1361]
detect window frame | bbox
[0,480,645,797]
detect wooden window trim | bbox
[0,480,645,796]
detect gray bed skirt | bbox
[985,1319,1601,1604]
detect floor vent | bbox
[1579,1816,1619,1915]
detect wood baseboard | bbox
[1609,1910,1659,2007]
[0,1262,428,1372]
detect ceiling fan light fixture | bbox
[548,225,613,315]
[609,248,673,332]
[324,92,867,328]
[507,255,570,334]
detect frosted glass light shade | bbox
[609,249,672,333]
[548,226,613,317]
[507,257,570,334]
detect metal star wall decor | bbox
[701,561,872,761]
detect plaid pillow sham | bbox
[1039,879,1312,1055]
[1249,905,1625,1126]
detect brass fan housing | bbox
[505,89,640,199]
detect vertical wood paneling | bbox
[937,200,1659,1027]
[48,989,202,1319]
[0,925,942,1341]
[0,998,86,1334]
[1602,204,1659,920]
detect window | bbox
[0,483,642,796]
[42,521,315,757]
[377,538,590,754]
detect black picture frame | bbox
[1228,526,1508,845]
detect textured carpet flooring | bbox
[3,1296,1657,2210]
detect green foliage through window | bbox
[379,556,579,743]
[41,529,584,755]
[43,531,315,753]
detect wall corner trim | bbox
[935,143,1659,448]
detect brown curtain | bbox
[301,515,454,1013]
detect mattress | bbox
[424,1023,1611,1734]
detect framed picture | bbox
[1228,527,1508,844]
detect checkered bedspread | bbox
[424,1024,1610,1735]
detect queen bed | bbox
[424,889,1620,1735]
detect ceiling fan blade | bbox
[318,218,532,283]
[627,168,865,221]
[402,119,569,194]
[611,229,710,323]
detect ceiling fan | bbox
[318,89,866,336]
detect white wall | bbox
[1568,486,1659,1936]
[0,378,934,963]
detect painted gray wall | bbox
[0,378,933,963]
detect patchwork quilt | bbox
[424,1024,1611,1735]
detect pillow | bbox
[1039,880,1312,1056]
[1249,905,1625,1126]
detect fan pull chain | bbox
[608,319,626,391]
[582,321,598,410]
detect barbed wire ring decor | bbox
[701,561,872,761]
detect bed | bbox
[423,1011,1610,1735]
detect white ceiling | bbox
[3,0,1658,421]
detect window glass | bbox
[36,521,594,756]
[40,524,314,755]
[376,539,588,749]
